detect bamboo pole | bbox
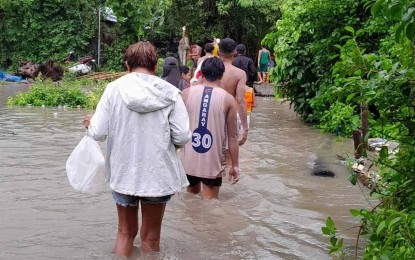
[361,104,369,155]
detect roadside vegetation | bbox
[6,77,107,109]
[6,57,164,108]
[0,0,278,71]
[264,0,415,258]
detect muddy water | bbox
[0,85,368,259]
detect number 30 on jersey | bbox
[192,128,212,153]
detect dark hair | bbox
[262,45,267,48]
[204,43,215,53]
[124,41,157,71]
[207,36,215,43]
[219,38,237,57]
[179,65,189,75]
[236,44,246,55]
[162,57,180,88]
[201,57,225,81]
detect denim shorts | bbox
[112,191,173,207]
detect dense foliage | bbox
[264,0,415,258]
[152,0,279,57]
[0,0,278,71]
[0,0,98,69]
[7,78,107,108]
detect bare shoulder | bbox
[232,65,247,84]
[226,63,245,78]
[235,66,246,79]
[223,89,235,103]
[181,88,190,103]
[182,87,190,95]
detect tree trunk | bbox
[353,130,363,159]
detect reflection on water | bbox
[0,84,368,259]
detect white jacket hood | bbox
[117,72,180,113]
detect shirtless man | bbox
[218,38,248,145]
[190,43,214,85]
[181,57,240,199]
[197,43,214,66]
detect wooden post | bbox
[352,130,363,159]
[361,104,369,154]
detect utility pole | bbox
[97,0,102,67]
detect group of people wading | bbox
[82,37,265,257]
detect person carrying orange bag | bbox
[245,86,256,129]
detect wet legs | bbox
[140,202,166,252]
[187,183,220,200]
[113,204,139,257]
[113,202,166,257]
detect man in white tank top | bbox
[181,57,240,200]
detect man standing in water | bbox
[257,45,271,84]
[233,44,257,88]
[181,57,240,199]
[219,38,248,145]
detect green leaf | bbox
[371,192,384,199]
[379,146,389,160]
[402,7,415,22]
[293,31,300,42]
[326,217,335,229]
[346,93,356,102]
[388,217,402,230]
[338,238,343,248]
[391,62,400,71]
[350,209,361,217]
[334,44,343,49]
[345,26,355,34]
[364,131,371,143]
[389,4,403,20]
[330,236,337,246]
[371,0,385,16]
[322,227,330,235]
[348,173,357,185]
[380,255,390,260]
[376,221,386,235]
[405,22,415,41]
[356,29,364,36]
[395,24,406,42]
[340,35,352,41]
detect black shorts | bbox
[187,174,222,187]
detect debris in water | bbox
[311,158,335,178]
[0,130,17,135]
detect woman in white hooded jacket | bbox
[83,41,191,256]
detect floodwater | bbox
[0,84,369,259]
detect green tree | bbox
[0,0,98,67]
[106,0,172,40]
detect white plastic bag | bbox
[66,134,106,194]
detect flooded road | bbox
[0,85,368,259]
